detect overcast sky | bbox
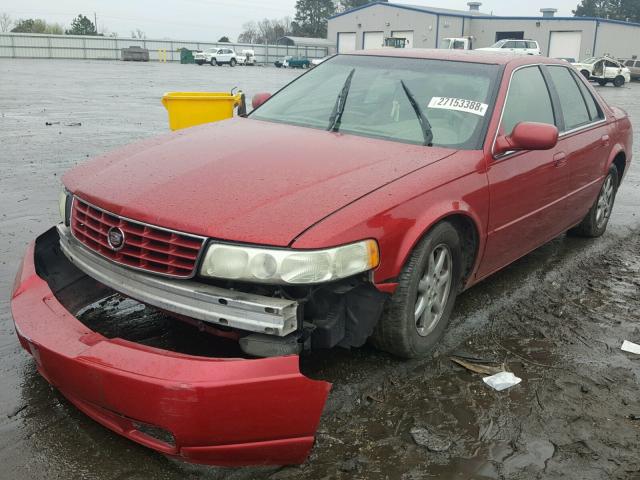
[2,0,582,41]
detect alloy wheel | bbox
[596,174,615,228]
[414,244,453,337]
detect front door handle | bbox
[553,152,567,167]
[601,135,610,146]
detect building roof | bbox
[329,2,489,20]
[392,3,490,17]
[277,36,335,47]
[329,1,640,27]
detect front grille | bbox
[71,197,205,278]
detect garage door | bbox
[338,32,357,53]
[363,31,384,50]
[549,31,582,61]
[392,30,414,48]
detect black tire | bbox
[196,61,203,66]
[569,164,619,237]
[230,58,237,67]
[580,70,590,79]
[598,79,608,86]
[613,75,625,87]
[371,222,463,358]
[210,58,216,66]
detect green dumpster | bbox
[180,48,195,64]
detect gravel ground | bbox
[0,59,639,480]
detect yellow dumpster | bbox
[161,91,245,131]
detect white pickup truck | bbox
[440,37,473,50]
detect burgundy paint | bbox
[11,242,330,466]
[13,50,633,466]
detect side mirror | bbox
[252,92,272,109]
[494,122,558,156]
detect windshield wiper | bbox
[328,68,356,132]
[400,80,433,146]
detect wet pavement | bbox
[1,59,639,479]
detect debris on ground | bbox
[338,455,369,473]
[620,340,640,354]
[449,355,505,375]
[482,371,522,391]
[409,427,452,452]
[44,121,60,126]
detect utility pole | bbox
[94,12,98,33]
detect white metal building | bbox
[328,1,640,60]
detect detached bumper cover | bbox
[10,228,331,466]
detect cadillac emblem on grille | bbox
[107,226,125,251]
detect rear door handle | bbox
[553,152,567,167]
[601,135,610,146]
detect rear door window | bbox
[572,71,603,121]
[503,41,517,49]
[547,66,591,131]
[501,66,555,135]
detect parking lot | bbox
[1,59,639,480]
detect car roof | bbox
[346,48,565,67]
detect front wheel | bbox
[598,79,608,86]
[370,222,463,358]
[613,75,625,87]
[569,165,619,237]
[209,59,216,66]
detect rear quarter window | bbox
[572,71,604,122]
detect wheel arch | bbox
[383,208,484,293]
[607,146,627,185]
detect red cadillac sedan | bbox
[11,50,632,466]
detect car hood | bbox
[64,118,455,246]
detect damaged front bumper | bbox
[10,227,331,466]
[58,224,299,337]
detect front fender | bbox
[292,153,489,293]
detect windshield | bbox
[251,55,500,149]
[490,39,508,48]
[580,57,597,64]
[441,39,452,49]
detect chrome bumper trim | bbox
[57,225,298,336]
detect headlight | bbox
[58,190,69,225]
[199,239,379,284]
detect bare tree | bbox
[237,21,259,43]
[0,12,13,32]
[130,29,146,39]
[239,17,293,44]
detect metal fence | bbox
[0,33,330,64]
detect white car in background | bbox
[476,39,541,55]
[194,48,219,65]
[572,56,631,86]
[193,47,240,66]
[237,49,256,66]
[311,56,330,67]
